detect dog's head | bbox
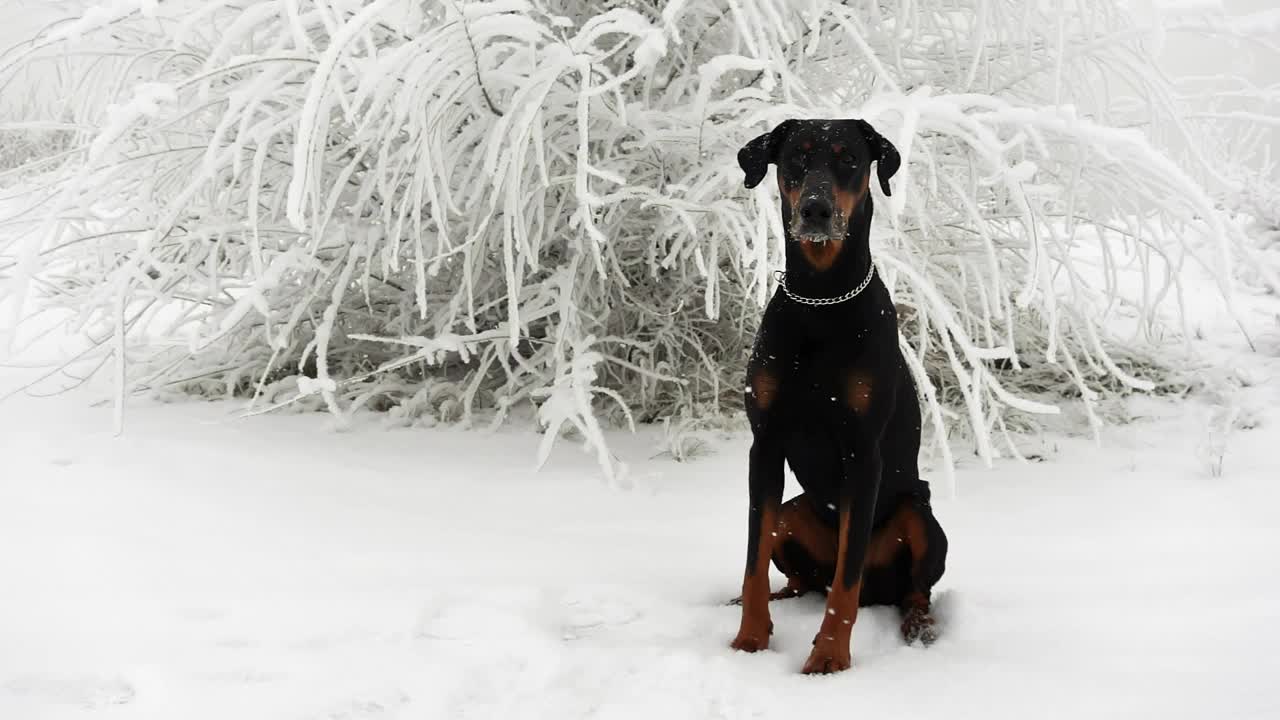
[738,118,900,244]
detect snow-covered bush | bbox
[1,0,1274,482]
[0,126,73,175]
[1151,7,1280,234]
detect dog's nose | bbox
[799,197,832,223]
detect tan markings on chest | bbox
[844,369,874,414]
[750,368,779,410]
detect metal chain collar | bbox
[773,261,876,306]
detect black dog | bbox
[729,119,948,674]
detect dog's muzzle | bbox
[790,194,847,242]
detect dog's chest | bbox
[773,346,853,408]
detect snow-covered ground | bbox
[2,284,1279,719]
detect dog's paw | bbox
[730,619,773,653]
[768,586,805,601]
[901,607,938,646]
[801,642,851,674]
[730,631,771,652]
[727,587,803,606]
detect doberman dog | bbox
[729,118,948,674]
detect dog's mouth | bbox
[789,217,849,244]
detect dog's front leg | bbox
[731,437,785,652]
[802,432,881,674]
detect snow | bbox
[87,83,178,167]
[3,289,1280,719]
[294,376,337,396]
[46,0,160,44]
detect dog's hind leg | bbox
[726,494,834,606]
[770,494,836,598]
[895,499,947,645]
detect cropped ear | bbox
[737,119,796,189]
[852,119,901,197]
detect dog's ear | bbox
[852,119,901,197]
[738,119,796,189]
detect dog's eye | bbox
[839,155,856,167]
